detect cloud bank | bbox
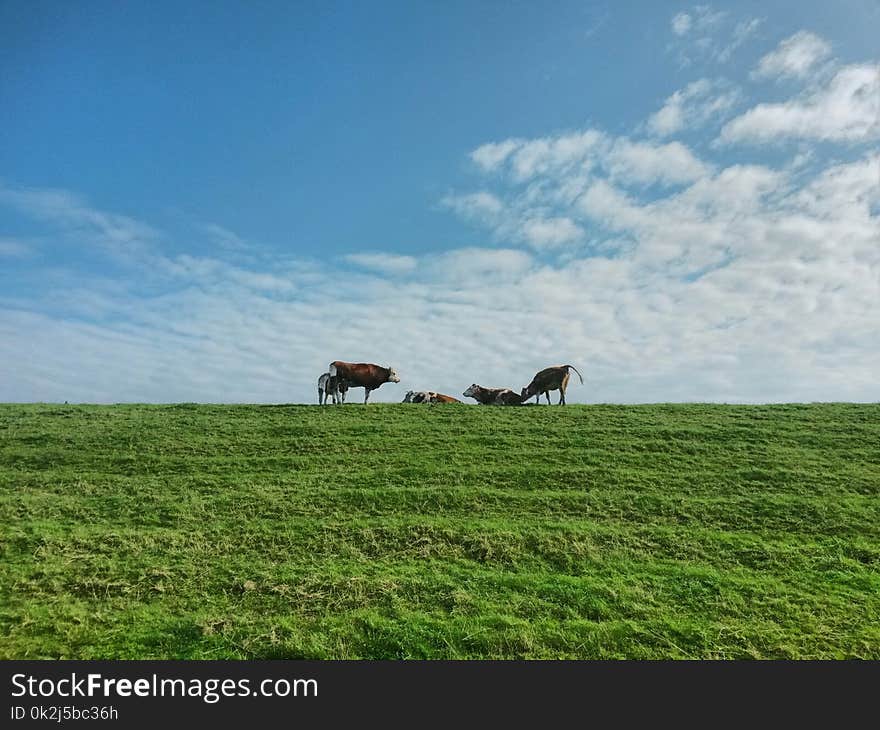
[2,22,878,405]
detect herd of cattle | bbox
[318,360,584,406]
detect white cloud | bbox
[444,111,879,405]
[716,17,763,63]
[648,79,709,136]
[671,12,692,36]
[202,223,249,251]
[344,252,418,275]
[578,180,645,231]
[720,64,880,144]
[449,132,718,252]
[669,7,761,66]
[428,247,533,283]
[671,6,727,37]
[465,132,712,189]
[441,188,587,251]
[695,6,727,30]
[448,133,712,250]
[520,217,584,248]
[2,150,879,405]
[647,78,741,137]
[0,184,159,264]
[469,130,606,183]
[441,191,504,221]
[164,255,297,293]
[470,139,522,172]
[752,30,832,80]
[790,152,880,220]
[605,139,712,186]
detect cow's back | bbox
[476,388,501,404]
[330,361,384,387]
[329,360,351,377]
[533,366,567,390]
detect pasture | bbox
[1,402,878,659]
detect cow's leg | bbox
[364,388,371,404]
[559,386,566,405]
[545,391,551,405]
[318,387,324,405]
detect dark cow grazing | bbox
[329,361,400,404]
[403,390,461,404]
[462,384,523,406]
[317,372,349,405]
[521,364,584,405]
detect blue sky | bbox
[1,1,878,403]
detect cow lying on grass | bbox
[521,365,583,405]
[462,384,523,406]
[329,361,400,404]
[403,390,461,404]
[317,372,349,405]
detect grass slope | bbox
[1,402,878,659]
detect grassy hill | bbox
[1,402,878,659]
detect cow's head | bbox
[387,367,401,383]
[403,390,414,403]
[463,384,479,398]
[520,384,537,400]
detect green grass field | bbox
[1,402,878,659]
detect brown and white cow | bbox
[520,364,583,405]
[462,384,523,406]
[318,372,349,405]
[403,390,461,404]
[329,361,400,404]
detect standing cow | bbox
[520,365,583,405]
[462,384,523,406]
[317,372,349,405]
[329,361,400,404]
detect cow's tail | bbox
[565,365,584,384]
[328,362,337,377]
